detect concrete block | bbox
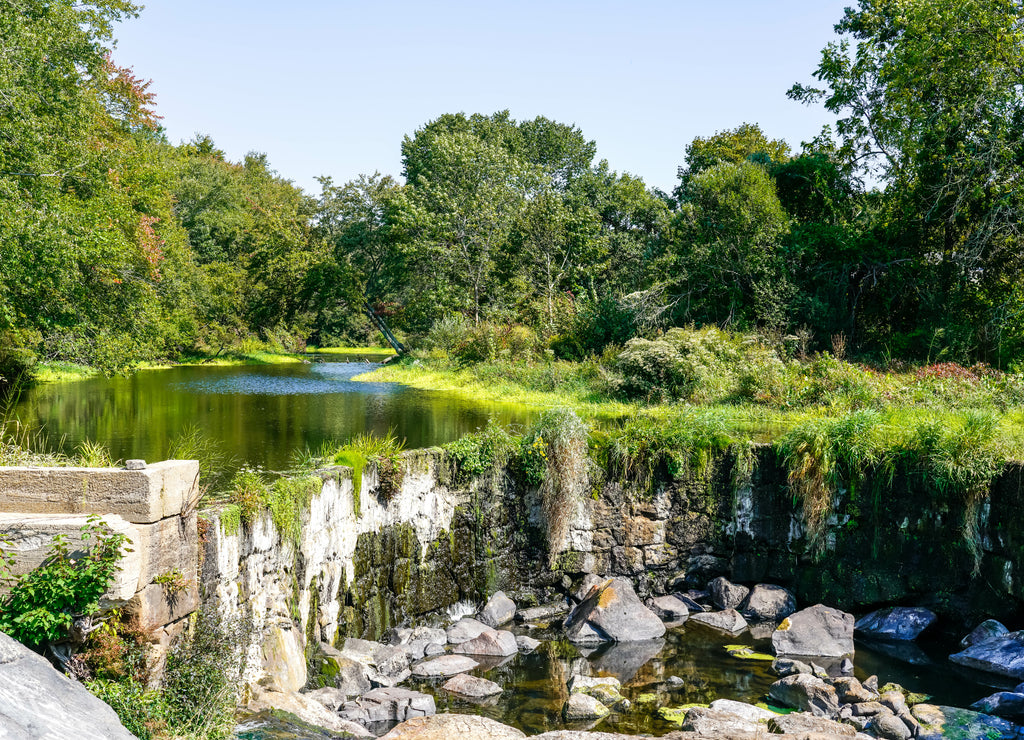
[0,460,200,524]
[125,581,199,629]
[0,513,141,603]
[133,510,198,592]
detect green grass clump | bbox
[443,421,517,485]
[222,467,324,544]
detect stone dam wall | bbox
[1,445,1022,690]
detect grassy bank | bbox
[308,345,397,357]
[32,350,307,383]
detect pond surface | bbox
[11,356,535,471]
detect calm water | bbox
[11,357,535,471]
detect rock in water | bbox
[446,618,492,645]
[949,631,1024,679]
[769,712,856,736]
[647,594,689,621]
[855,607,936,641]
[708,576,749,611]
[442,674,503,698]
[913,704,1019,740]
[768,673,840,717]
[688,608,748,636]
[411,654,480,677]
[453,629,518,657]
[381,713,526,739]
[564,577,665,643]
[680,706,761,735]
[970,691,1024,721]
[772,604,855,658]
[961,619,1009,648]
[562,692,610,720]
[478,591,517,628]
[0,630,136,739]
[740,583,797,622]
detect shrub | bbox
[424,314,471,354]
[550,295,637,360]
[452,322,540,363]
[443,422,516,485]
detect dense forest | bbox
[3,0,1024,382]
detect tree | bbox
[678,123,791,186]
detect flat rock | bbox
[769,712,855,735]
[740,584,796,623]
[0,630,136,739]
[708,699,777,722]
[855,607,936,641]
[688,608,748,636]
[768,673,840,717]
[913,704,1018,740]
[708,577,749,611]
[680,706,761,735]
[447,618,493,645]
[340,686,435,725]
[563,691,611,720]
[961,619,1009,648]
[772,604,855,658]
[516,635,542,652]
[381,713,526,739]
[443,673,503,698]
[516,602,569,623]
[648,595,690,621]
[453,629,518,657]
[411,654,480,677]
[478,591,517,628]
[565,577,665,643]
[949,630,1024,679]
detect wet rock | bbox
[453,628,518,657]
[949,630,1024,679]
[768,673,840,717]
[769,712,856,735]
[840,657,854,674]
[855,607,936,641]
[970,691,1024,721]
[673,592,708,612]
[411,654,479,678]
[516,602,568,623]
[707,698,777,722]
[688,608,748,636]
[339,686,436,725]
[912,704,1019,740]
[562,692,610,720]
[564,577,665,643]
[333,639,411,689]
[831,676,876,703]
[568,674,624,706]
[318,644,372,697]
[961,619,1009,648]
[586,639,665,683]
[879,690,908,716]
[771,604,855,658]
[381,713,526,739]
[573,573,605,602]
[515,635,542,652]
[478,591,517,628]
[708,576,749,611]
[868,712,912,740]
[667,675,684,685]
[442,673,503,698]
[740,583,796,623]
[850,701,889,717]
[647,594,689,621]
[680,706,761,735]
[772,657,813,676]
[447,618,492,645]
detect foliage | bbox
[0,516,130,647]
[443,422,516,485]
[169,424,235,502]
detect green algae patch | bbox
[755,701,795,715]
[724,644,775,661]
[334,450,366,515]
[658,703,708,725]
[636,693,659,705]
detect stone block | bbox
[0,460,199,524]
[125,580,199,629]
[133,510,198,592]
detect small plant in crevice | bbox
[222,466,322,544]
[443,420,516,486]
[293,430,405,514]
[154,568,191,598]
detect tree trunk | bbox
[363,303,407,355]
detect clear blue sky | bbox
[113,1,850,195]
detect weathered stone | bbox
[850,701,889,717]
[855,607,936,641]
[970,691,1024,721]
[381,713,526,739]
[516,602,569,623]
[879,690,908,716]
[772,604,855,658]
[442,673,503,698]
[708,576,749,611]
[564,577,665,643]
[768,712,856,735]
[567,674,622,695]
[869,712,912,740]
[447,618,492,645]
[949,630,1024,679]
[562,692,610,720]
[673,592,708,612]
[248,686,374,738]
[680,706,761,735]
[912,704,1018,740]
[516,635,541,652]
[340,686,436,724]
[772,657,813,676]
[831,676,876,704]
[961,619,1009,648]
[740,583,797,623]
[647,595,689,621]
[478,591,516,627]
[304,685,348,711]
[411,654,480,677]
[573,573,605,602]
[453,629,518,657]
[0,630,137,739]
[318,644,372,697]
[124,580,199,630]
[688,608,748,636]
[262,623,307,693]
[708,698,777,722]
[768,673,840,717]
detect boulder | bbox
[831,676,876,704]
[564,577,665,643]
[0,630,137,739]
[768,673,840,717]
[772,657,813,677]
[248,686,374,738]
[337,637,412,687]
[516,602,568,623]
[478,591,517,628]
[647,594,689,621]
[304,686,348,711]
[868,712,912,740]
[573,573,605,602]
[855,607,936,641]
[739,583,796,623]
[673,592,708,612]
[680,706,761,735]
[447,618,493,645]
[961,619,1009,648]
[339,686,435,725]
[516,635,542,652]
[442,673,503,698]
[411,654,480,678]
[970,691,1024,721]
[708,699,777,722]
[949,630,1024,679]
[318,644,373,697]
[567,674,624,706]
[688,609,748,636]
[381,713,526,739]
[768,712,856,736]
[453,629,518,657]
[562,691,610,720]
[913,704,1018,740]
[772,604,855,658]
[708,576,749,611]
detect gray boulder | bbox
[680,706,761,735]
[769,712,856,736]
[453,629,518,657]
[708,576,749,611]
[516,602,568,623]
[339,686,435,725]
[962,619,1009,648]
[970,691,1024,721]
[855,607,936,641]
[478,591,517,628]
[647,594,689,621]
[913,704,1018,740]
[831,676,877,703]
[740,583,797,622]
[772,604,855,658]
[688,608,748,636]
[442,673,503,698]
[562,692,610,720]
[772,657,813,676]
[869,712,912,740]
[768,673,840,717]
[446,617,492,645]
[949,630,1024,679]
[411,654,479,678]
[0,630,137,739]
[515,635,541,652]
[707,699,777,722]
[564,577,665,643]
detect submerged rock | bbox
[949,630,1024,679]
[478,591,517,628]
[913,704,1019,740]
[740,583,797,623]
[562,691,611,720]
[381,713,526,739]
[708,576,749,611]
[771,604,855,658]
[442,673,503,699]
[688,608,748,636]
[564,577,665,643]
[855,607,936,641]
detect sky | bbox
[112,1,851,195]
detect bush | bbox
[550,295,637,360]
[423,314,471,354]
[452,322,540,363]
[443,422,516,485]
